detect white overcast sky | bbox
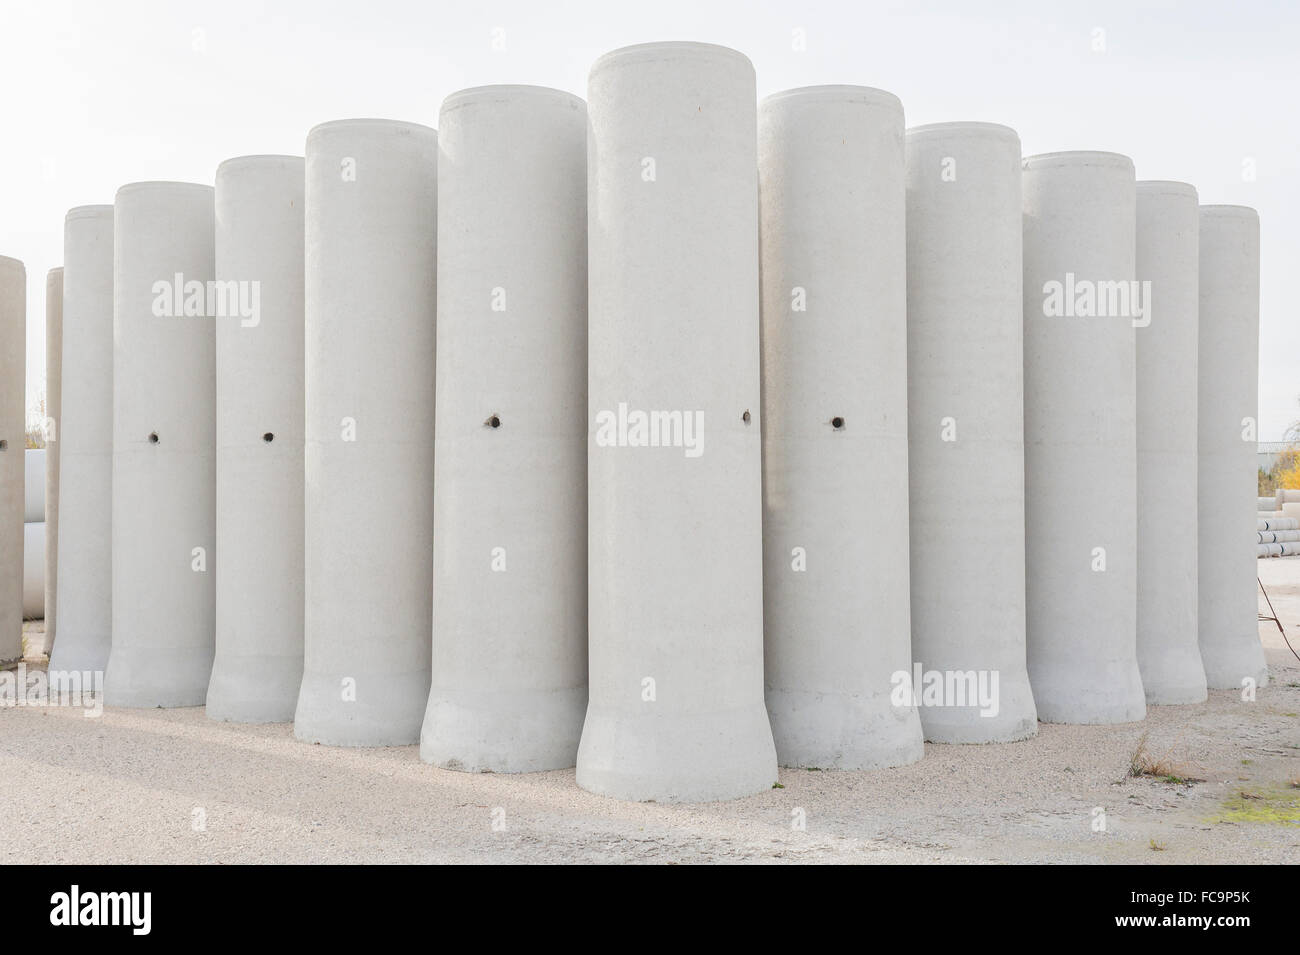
[2,0,1295,438]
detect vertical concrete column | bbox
[0,256,24,663]
[1198,205,1267,689]
[49,206,114,675]
[578,42,777,801]
[420,87,587,771]
[298,120,437,746]
[759,86,924,767]
[905,122,1038,741]
[106,182,216,707]
[207,156,305,723]
[1135,182,1207,703]
[44,267,62,652]
[1022,152,1145,724]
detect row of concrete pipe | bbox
[0,42,1266,802]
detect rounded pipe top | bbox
[1022,150,1133,172]
[0,255,25,274]
[907,120,1018,141]
[590,40,753,75]
[65,204,113,222]
[47,266,63,276]
[441,84,584,113]
[1201,203,1258,221]
[216,154,304,173]
[1136,179,1197,199]
[115,181,213,200]
[762,84,901,113]
[307,117,437,141]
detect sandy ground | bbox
[3,568,1298,864]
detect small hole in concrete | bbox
[0,440,6,451]
[148,432,159,444]
[831,416,845,430]
[742,410,751,424]
[263,432,274,443]
[486,415,501,429]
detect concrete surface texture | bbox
[48,206,114,676]
[421,87,588,772]
[206,156,306,724]
[297,119,437,746]
[758,85,925,767]
[105,182,217,708]
[1134,182,1208,704]
[578,42,778,801]
[3,560,1295,862]
[1022,152,1146,724]
[22,522,44,618]
[0,255,24,665]
[44,268,62,651]
[904,121,1038,743]
[1198,205,1269,690]
[23,448,44,522]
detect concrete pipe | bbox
[1281,542,1300,556]
[0,256,24,664]
[758,84,925,768]
[49,206,114,676]
[420,87,588,772]
[1022,152,1145,724]
[1198,205,1267,689]
[23,521,44,618]
[578,42,777,801]
[1134,182,1207,704]
[297,119,438,746]
[106,182,216,708]
[24,449,44,522]
[1259,517,1298,531]
[206,156,306,723]
[905,121,1038,742]
[44,267,62,652]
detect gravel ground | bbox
[3,564,1298,864]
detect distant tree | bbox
[25,393,45,449]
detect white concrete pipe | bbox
[0,256,24,663]
[1259,517,1298,531]
[1134,182,1207,704]
[106,182,216,708]
[297,119,437,746]
[1022,152,1145,724]
[24,449,45,522]
[1198,205,1267,689]
[206,156,306,723]
[49,206,114,676]
[44,267,62,652]
[758,85,924,768]
[578,42,777,801]
[23,521,44,619]
[905,121,1038,743]
[420,87,588,772]
[1258,530,1300,543]
[1259,497,1277,510]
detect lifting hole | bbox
[148,432,159,444]
[0,440,6,451]
[831,416,845,430]
[263,432,274,443]
[486,415,501,429]
[742,410,751,425]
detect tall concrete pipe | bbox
[297,120,438,746]
[1134,182,1207,704]
[578,42,777,801]
[0,255,23,663]
[758,85,924,767]
[207,156,306,723]
[23,522,44,618]
[421,87,588,772]
[49,206,114,676]
[1198,205,1267,689]
[1022,152,1145,724]
[105,182,216,707]
[44,267,62,651]
[905,122,1038,741]
[24,449,44,521]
